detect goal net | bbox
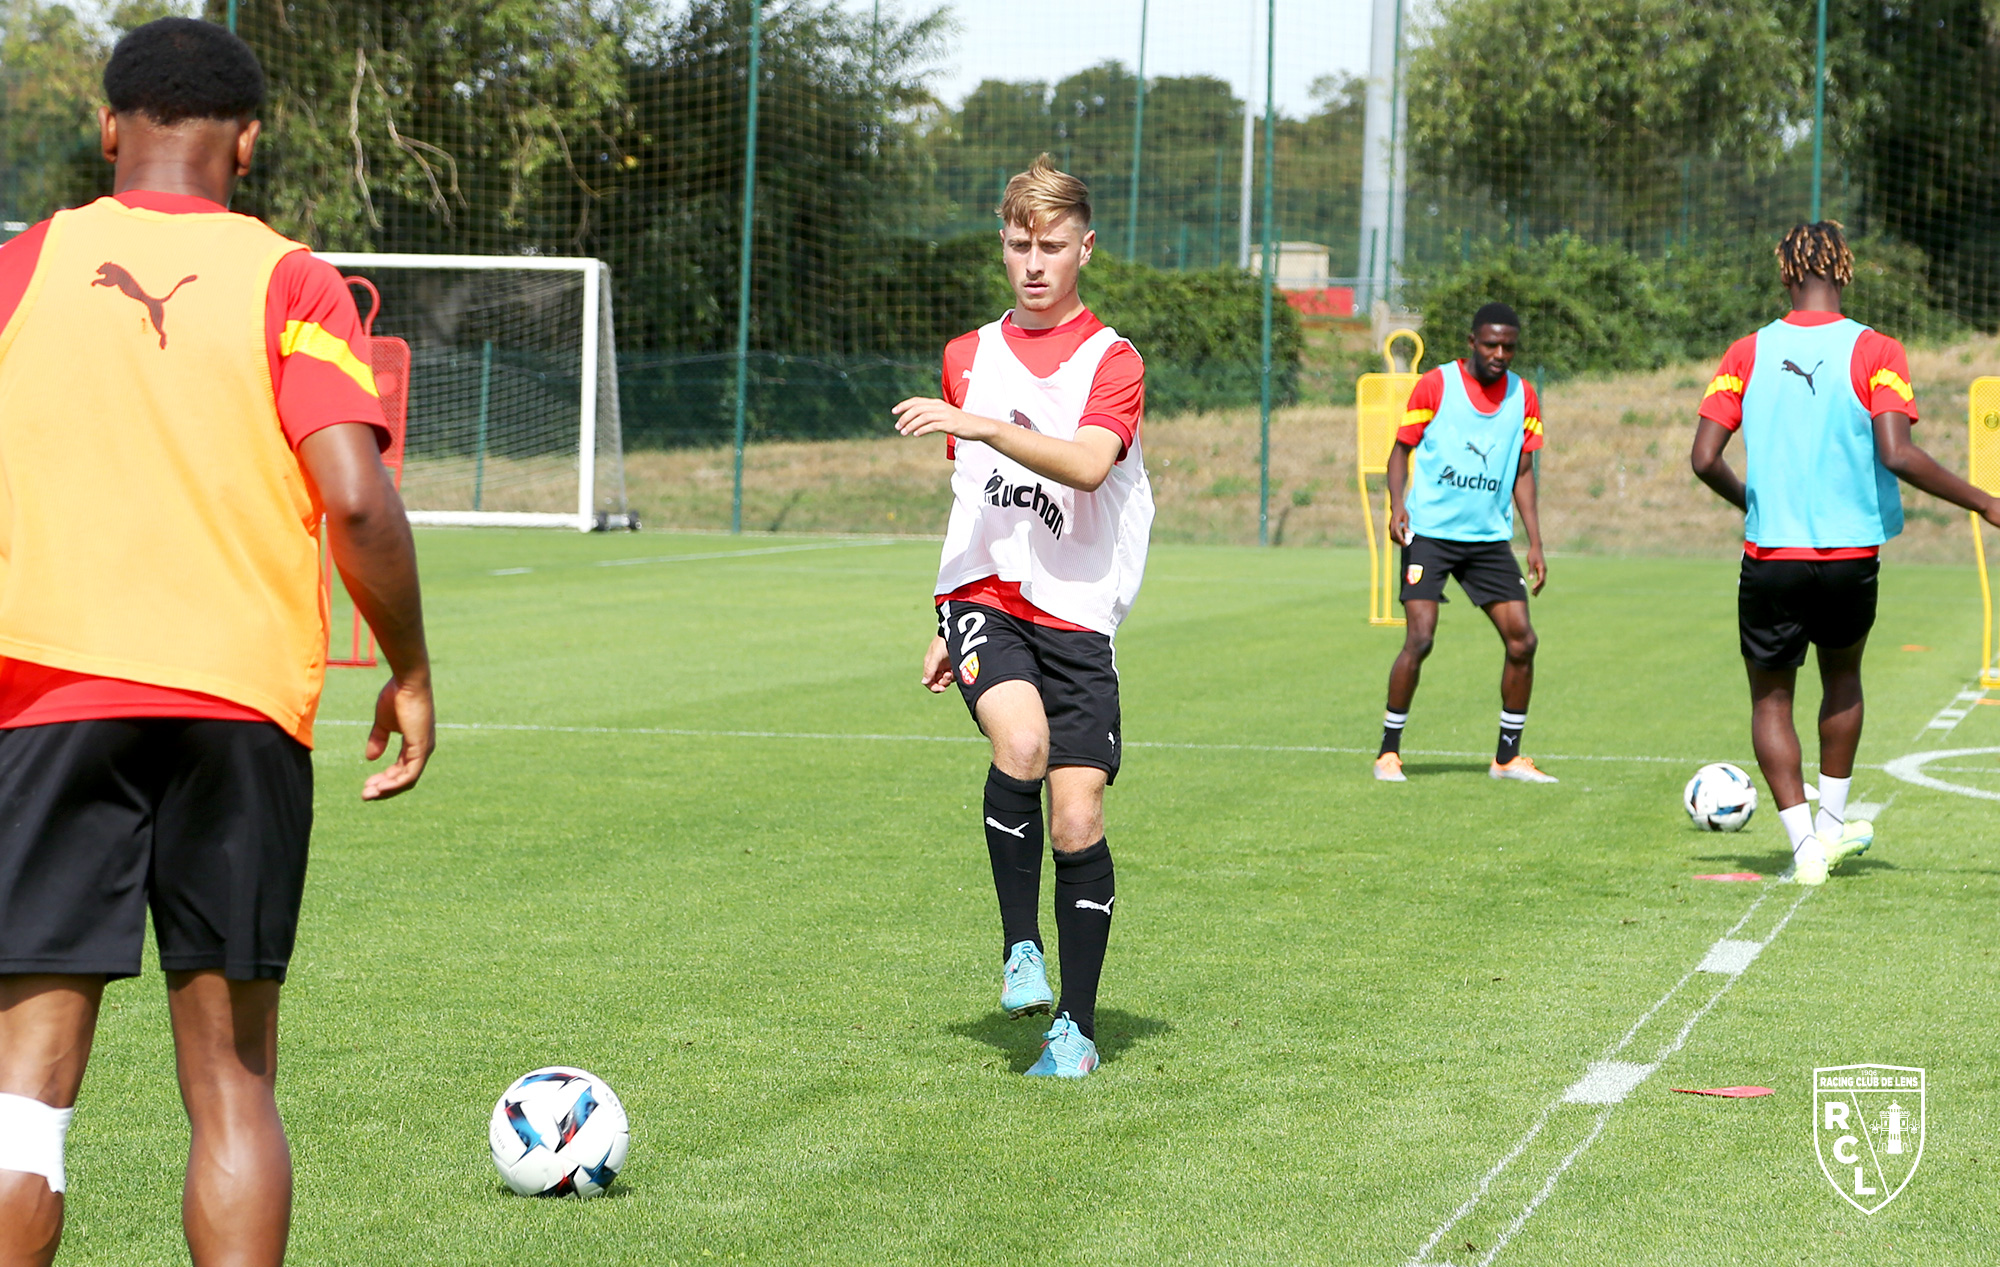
[314,253,631,531]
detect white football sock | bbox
[1779,803,1816,853]
[1815,774,1852,837]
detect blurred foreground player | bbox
[894,156,1152,1079]
[1692,221,2000,884]
[0,20,432,1266]
[1374,303,1554,784]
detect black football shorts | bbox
[1738,554,1880,670]
[1399,534,1529,607]
[0,719,313,982]
[938,600,1122,783]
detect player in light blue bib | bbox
[1692,222,2000,883]
[1375,302,1555,785]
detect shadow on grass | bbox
[1691,846,1900,878]
[948,1007,1172,1073]
[1397,761,1490,778]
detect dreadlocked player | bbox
[1692,222,2000,883]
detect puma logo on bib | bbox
[93,262,197,349]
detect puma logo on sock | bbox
[985,817,1028,838]
[1072,896,1114,914]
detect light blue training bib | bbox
[1740,318,1903,549]
[1405,364,1528,543]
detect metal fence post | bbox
[1257,0,1276,546]
[1126,0,1149,261]
[1811,0,1827,220]
[731,0,764,535]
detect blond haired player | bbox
[0,21,430,1265]
[893,155,1152,1079]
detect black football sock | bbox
[1052,838,1115,1041]
[983,766,1045,958]
[1497,709,1527,764]
[1380,708,1408,756]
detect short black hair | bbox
[104,18,265,125]
[1471,301,1520,333]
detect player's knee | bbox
[992,734,1049,780]
[0,1092,76,1195]
[1050,812,1102,854]
[1404,632,1436,661]
[1507,631,1538,663]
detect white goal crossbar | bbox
[316,252,627,532]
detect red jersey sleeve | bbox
[267,252,391,450]
[1852,330,1918,421]
[941,330,979,461]
[1395,368,1446,446]
[1520,379,1545,454]
[0,219,51,335]
[1698,335,1758,431]
[1078,342,1144,459]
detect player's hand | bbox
[893,397,995,443]
[363,672,434,800]
[1526,544,1548,595]
[1390,507,1412,546]
[1983,495,2000,530]
[921,635,955,693]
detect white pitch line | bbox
[1915,687,1987,739]
[311,717,1759,768]
[1881,747,2000,802]
[1405,886,1813,1267]
[483,538,899,575]
[1473,1108,1613,1267]
[1414,672,1970,1265]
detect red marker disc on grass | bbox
[1672,1086,1773,1098]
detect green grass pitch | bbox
[54,531,2000,1265]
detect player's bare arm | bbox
[1512,450,1548,594]
[1386,440,1413,544]
[1872,411,2000,525]
[1689,418,1748,511]
[893,398,1122,491]
[300,423,434,800]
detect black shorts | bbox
[1738,554,1880,670]
[938,600,1122,782]
[0,719,313,982]
[1399,535,1529,607]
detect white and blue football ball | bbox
[1683,762,1758,832]
[489,1066,629,1197]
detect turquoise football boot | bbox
[1000,941,1053,1019]
[1024,1013,1099,1078]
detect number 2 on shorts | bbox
[955,610,988,657]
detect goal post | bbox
[314,253,632,532]
[1969,377,2000,688]
[1355,329,1423,626]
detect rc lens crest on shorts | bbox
[959,652,980,687]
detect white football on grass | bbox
[489,1066,629,1197]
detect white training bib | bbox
[934,316,1154,634]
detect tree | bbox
[1405,0,1806,244]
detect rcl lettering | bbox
[1823,1102,1879,1195]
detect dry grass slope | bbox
[609,334,2000,564]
